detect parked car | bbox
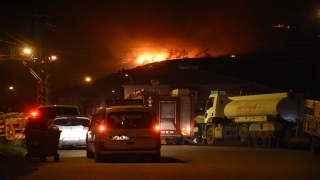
[83,99,161,162]
[26,105,80,131]
[52,115,90,148]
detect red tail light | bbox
[99,125,105,131]
[155,125,160,131]
[83,127,89,130]
[31,112,37,117]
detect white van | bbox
[84,99,161,162]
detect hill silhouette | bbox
[111,51,319,96]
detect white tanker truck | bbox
[197,92,305,147]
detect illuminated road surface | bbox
[20,145,320,180]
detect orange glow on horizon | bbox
[136,54,165,64]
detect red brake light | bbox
[155,125,160,131]
[31,112,37,117]
[99,125,105,131]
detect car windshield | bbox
[39,107,79,119]
[107,112,154,129]
[53,118,87,126]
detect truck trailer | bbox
[198,92,305,147]
[126,89,195,144]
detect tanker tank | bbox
[224,93,304,122]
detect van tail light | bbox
[83,127,89,130]
[98,120,106,132]
[99,125,106,131]
[155,124,160,131]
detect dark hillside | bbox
[116,49,319,97]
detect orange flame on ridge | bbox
[137,54,165,64]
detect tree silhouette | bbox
[165,48,189,60]
[195,48,213,58]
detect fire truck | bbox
[126,89,195,144]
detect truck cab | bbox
[204,94,231,123]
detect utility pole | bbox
[32,12,56,106]
[1,12,56,107]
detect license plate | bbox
[109,135,130,141]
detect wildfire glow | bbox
[137,54,165,64]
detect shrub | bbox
[0,138,40,180]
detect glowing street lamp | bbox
[49,55,57,61]
[111,90,116,99]
[125,74,132,82]
[22,48,36,60]
[85,77,91,82]
[23,48,32,55]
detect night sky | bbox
[1,0,320,109]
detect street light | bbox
[49,55,57,61]
[23,48,32,55]
[6,86,14,112]
[125,74,132,82]
[20,47,37,61]
[85,77,91,82]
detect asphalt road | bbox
[19,145,320,180]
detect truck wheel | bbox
[206,126,215,145]
[239,125,250,146]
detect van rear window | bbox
[107,112,154,129]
